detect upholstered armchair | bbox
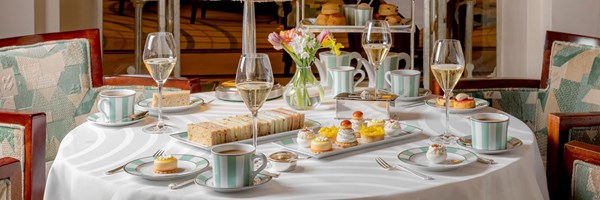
[0,29,201,199]
[430,31,600,199]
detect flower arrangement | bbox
[268,29,344,110]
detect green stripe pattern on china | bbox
[213,153,252,188]
[471,120,508,151]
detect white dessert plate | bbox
[195,170,272,193]
[123,154,209,181]
[170,120,321,151]
[397,146,478,171]
[136,96,204,113]
[395,88,432,102]
[86,112,148,127]
[424,97,489,113]
[456,135,524,154]
[273,123,422,159]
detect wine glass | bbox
[235,53,274,147]
[362,20,392,98]
[429,39,466,144]
[142,32,177,134]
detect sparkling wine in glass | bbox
[142,32,177,134]
[235,54,274,147]
[362,20,392,98]
[429,39,466,144]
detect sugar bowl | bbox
[268,151,298,172]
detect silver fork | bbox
[375,157,434,180]
[105,149,164,175]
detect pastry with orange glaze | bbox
[335,120,358,148]
[350,111,365,135]
[153,155,178,174]
[311,136,333,153]
[453,93,476,109]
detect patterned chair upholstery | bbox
[562,140,600,200]
[0,29,201,199]
[572,160,600,200]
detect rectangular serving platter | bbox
[300,18,412,33]
[273,123,422,159]
[170,119,321,151]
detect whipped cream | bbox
[336,129,357,143]
[384,120,401,130]
[297,129,315,148]
[350,119,364,132]
[426,143,447,164]
[455,93,469,101]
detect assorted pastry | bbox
[313,1,407,26]
[187,108,305,146]
[350,111,365,136]
[384,119,402,136]
[311,136,333,153]
[153,155,178,174]
[335,120,359,148]
[297,127,316,148]
[152,90,190,107]
[435,93,476,109]
[426,143,447,164]
[375,4,406,25]
[316,2,346,25]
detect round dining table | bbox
[44,91,549,200]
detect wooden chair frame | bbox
[0,157,22,200]
[564,141,600,199]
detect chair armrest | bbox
[0,110,46,200]
[0,157,21,200]
[430,78,541,95]
[103,75,202,93]
[547,112,600,199]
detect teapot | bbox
[314,51,364,87]
[359,52,411,88]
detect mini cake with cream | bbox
[335,120,359,148]
[297,127,316,148]
[436,96,456,107]
[453,93,476,109]
[384,120,402,136]
[350,111,365,135]
[359,126,385,143]
[311,136,333,153]
[153,155,178,174]
[426,143,447,164]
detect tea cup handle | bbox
[398,52,411,69]
[354,69,366,87]
[349,52,364,71]
[384,71,393,86]
[97,98,109,122]
[252,152,268,178]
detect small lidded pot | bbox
[268,151,298,172]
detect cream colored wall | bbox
[552,0,600,37]
[0,0,35,38]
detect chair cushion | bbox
[0,125,24,164]
[569,126,600,146]
[0,178,10,200]
[572,160,600,199]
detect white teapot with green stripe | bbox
[359,52,411,89]
[314,51,364,88]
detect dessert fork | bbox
[375,157,433,180]
[105,149,164,175]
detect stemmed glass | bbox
[429,39,466,144]
[235,54,274,147]
[362,20,392,98]
[142,32,177,134]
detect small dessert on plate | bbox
[311,136,333,153]
[384,119,402,137]
[436,96,456,107]
[360,126,385,143]
[318,126,339,143]
[153,90,190,107]
[153,155,178,174]
[367,119,385,128]
[453,93,476,109]
[426,143,447,164]
[350,111,365,135]
[335,120,359,148]
[297,127,316,148]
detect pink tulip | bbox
[268,32,283,50]
[317,30,333,43]
[280,28,299,45]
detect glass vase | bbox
[283,61,324,110]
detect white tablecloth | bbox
[45,92,549,200]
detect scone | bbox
[385,15,402,25]
[153,155,178,174]
[297,127,316,148]
[311,136,333,153]
[335,120,358,148]
[327,13,346,25]
[454,93,476,109]
[316,14,329,25]
[360,126,384,143]
[321,2,342,15]
[378,4,398,16]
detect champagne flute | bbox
[142,32,177,134]
[235,54,274,148]
[429,39,466,144]
[362,20,392,99]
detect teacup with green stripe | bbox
[211,143,267,188]
[343,5,356,25]
[317,51,363,87]
[330,66,365,96]
[470,113,510,150]
[354,7,373,26]
[97,89,136,123]
[384,69,420,97]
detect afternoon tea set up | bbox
[91,1,522,193]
